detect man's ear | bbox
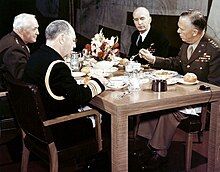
[149,16,152,24]
[59,34,65,45]
[192,29,198,36]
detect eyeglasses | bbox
[73,38,77,43]
[133,17,146,22]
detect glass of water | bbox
[70,52,82,72]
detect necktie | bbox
[187,45,194,60]
[136,34,142,47]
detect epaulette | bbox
[208,38,219,48]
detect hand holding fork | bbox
[130,43,155,61]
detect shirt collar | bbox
[190,31,205,50]
[139,27,150,41]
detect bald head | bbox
[133,7,150,18]
[133,7,152,33]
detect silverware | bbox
[130,43,155,61]
[120,90,131,98]
[130,53,139,61]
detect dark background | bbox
[0,0,69,52]
[0,0,214,53]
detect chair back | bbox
[4,75,53,144]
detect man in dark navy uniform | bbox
[128,7,170,64]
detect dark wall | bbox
[0,0,37,38]
[0,0,69,52]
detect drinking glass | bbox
[70,52,82,72]
[128,71,140,91]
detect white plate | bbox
[112,56,122,65]
[89,67,118,77]
[109,76,129,82]
[166,77,179,85]
[93,61,114,69]
[139,78,150,84]
[152,70,178,79]
[72,71,86,78]
[178,78,199,85]
[106,82,128,90]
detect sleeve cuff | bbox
[87,78,105,97]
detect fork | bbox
[120,90,131,98]
[130,53,139,61]
[131,43,155,61]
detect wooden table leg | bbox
[111,113,128,172]
[208,100,220,172]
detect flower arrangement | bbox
[84,29,119,60]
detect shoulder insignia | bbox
[208,39,219,48]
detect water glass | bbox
[128,72,140,91]
[70,52,82,72]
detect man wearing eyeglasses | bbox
[22,20,105,156]
[128,7,170,64]
[23,20,105,118]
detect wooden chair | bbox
[4,76,102,172]
[178,104,208,172]
[134,104,208,172]
[0,67,22,161]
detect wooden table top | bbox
[91,81,220,116]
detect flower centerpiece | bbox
[84,28,120,61]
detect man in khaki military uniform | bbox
[136,10,220,170]
[0,13,39,83]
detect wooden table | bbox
[90,81,220,172]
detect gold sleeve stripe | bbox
[87,80,102,97]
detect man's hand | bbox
[139,48,155,64]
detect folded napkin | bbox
[78,106,102,127]
[179,106,202,116]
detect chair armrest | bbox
[43,109,100,127]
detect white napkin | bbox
[179,106,202,116]
[78,106,101,128]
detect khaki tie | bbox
[187,45,194,60]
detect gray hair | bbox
[45,20,74,40]
[13,13,36,30]
[180,10,206,31]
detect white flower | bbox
[84,28,119,60]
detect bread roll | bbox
[81,66,90,74]
[183,73,197,83]
[119,58,129,66]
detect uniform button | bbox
[198,50,201,53]
[187,65,190,68]
[200,67,203,70]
